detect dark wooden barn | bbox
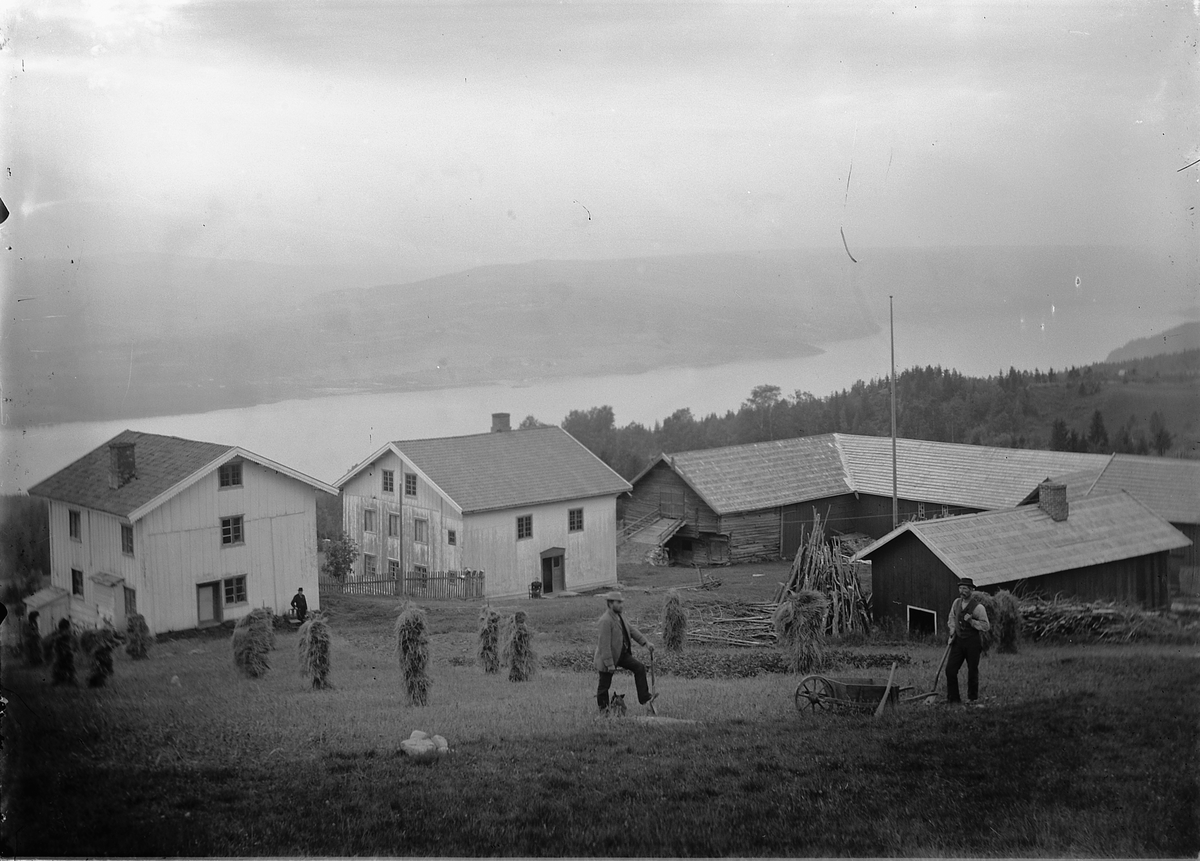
[855,486,1191,633]
[620,433,1111,565]
[1021,455,1200,599]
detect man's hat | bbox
[601,591,624,602]
[958,578,975,589]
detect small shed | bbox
[854,486,1191,633]
[23,586,71,637]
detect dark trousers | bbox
[597,650,650,709]
[946,637,981,702]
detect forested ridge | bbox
[541,349,1200,480]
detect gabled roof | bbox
[1019,454,1200,525]
[653,436,851,515]
[28,430,336,522]
[852,492,1191,587]
[336,426,632,514]
[834,434,1111,510]
[636,433,1112,515]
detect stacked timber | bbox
[772,511,871,638]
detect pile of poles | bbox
[772,510,871,638]
[681,599,779,647]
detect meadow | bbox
[2,563,1198,857]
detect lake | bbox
[1,300,1184,493]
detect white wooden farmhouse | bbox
[335,418,632,599]
[27,430,337,636]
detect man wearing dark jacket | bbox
[290,587,308,623]
[594,591,656,713]
[946,577,990,704]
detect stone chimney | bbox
[1038,482,1068,522]
[491,412,511,433]
[109,442,137,489]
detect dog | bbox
[605,693,627,718]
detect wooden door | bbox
[541,557,554,594]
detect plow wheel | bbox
[795,675,835,715]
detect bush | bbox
[298,614,332,689]
[395,604,432,706]
[772,590,830,674]
[502,610,538,682]
[80,627,120,688]
[477,605,500,674]
[661,590,687,653]
[125,613,152,660]
[232,609,273,678]
[322,533,360,582]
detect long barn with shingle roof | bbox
[622,434,1194,587]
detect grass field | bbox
[3,563,1198,856]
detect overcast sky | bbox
[2,0,1197,280]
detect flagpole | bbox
[891,295,898,530]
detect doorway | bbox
[540,547,565,594]
[907,606,937,637]
[197,582,221,627]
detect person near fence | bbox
[290,587,308,623]
[946,577,990,704]
[594,591,657,713]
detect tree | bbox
[518,415,549,429]
[0,495,49,604]
[322,532,360,582]
[1087,410,1109,453]
[1048,418,1071,451]
[742,384,783,440]
[1149,411,1173,456]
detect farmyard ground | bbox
[3,561,1198,856]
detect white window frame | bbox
[404,472,417,497]
[364,508,377,534]
[223,575,247,606]
[69,509,81,541]
[414,518,429,544]
[388,513,400,538]
[516,514,532,540]
[447,529,457,546]
[221,515,244,546]
[364,553,377,578]
[382,469,395,494]
[71,567,84,597]
[218,462,243,488]
[121,524,134,556]
[907,605,938,636]
[568,508,584,532]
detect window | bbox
[364,553,377,578]
[917,502,926,520]
[71,568,84,597]
[388,513,400,538]
[69,509,81,541]
[388,558,401,578]
[414,518,428,544]
[382,469,395,494]
[218,462,242,488]
[121,524,134,556]
[364,508,377,533]
[221,516,244,545]
[447,529,456,546]
[223,576,247,606]
[941,505,950,518]
[568,508,584,532]
[124,586,137,616]
[517,514,532,540]
[414,564,429,586]
[404,472,417,496]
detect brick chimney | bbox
[109,442,137,489]
[491,412,511,433]
[1038,482,1068,522]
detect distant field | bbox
[4,562,1198,856]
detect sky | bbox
[1,0,1198,282]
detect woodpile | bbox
[772,510,871,638]
[1019,597,1184,644]
[675,599,779,647]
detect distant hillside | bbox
[1106,322,1200,363]
[2,246,1192,426]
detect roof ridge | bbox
[393,425,562,445]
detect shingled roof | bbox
[638,433,1111,515]
[378,426,631,514]
[28,429,336,520]
[653,436,851,515]
[853,492,1191,587]
[836,435,1111,510]
[1021,454,1200,525]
